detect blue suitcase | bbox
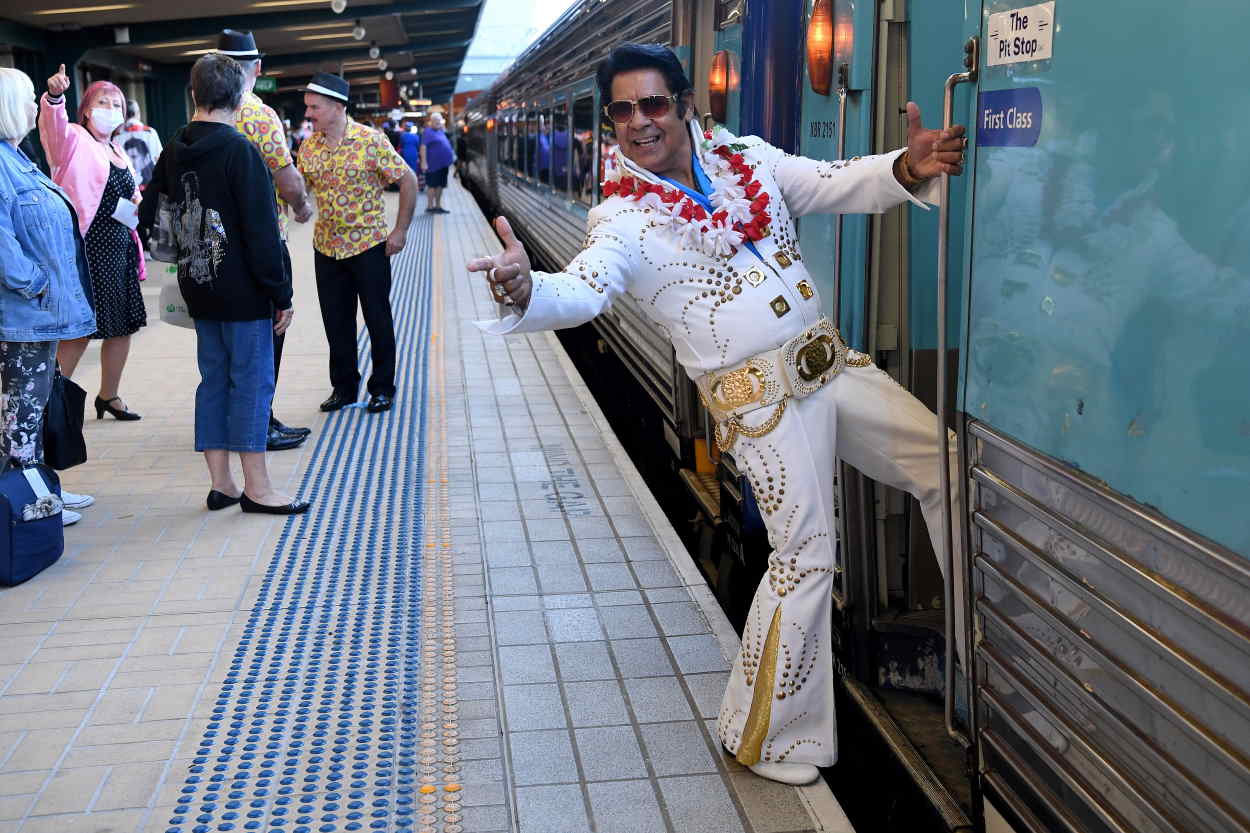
[0,465,64,586]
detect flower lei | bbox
[600,127,771,258]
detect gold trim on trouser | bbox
[736,603,783,766]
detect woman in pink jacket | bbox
[39,64,146,421]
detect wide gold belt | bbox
[697,318,871,448]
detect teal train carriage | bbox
[460,1,1250,831]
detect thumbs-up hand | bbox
[467,216,533,310]
[47,64,71,98]
[902,100,967,180]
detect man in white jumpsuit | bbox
[468,44,967,786]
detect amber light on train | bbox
[708,50,730,124]
[485,118,495,131]
[806,0,834,95]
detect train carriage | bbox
[460,1,1250,831]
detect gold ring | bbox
[492,281,508,300]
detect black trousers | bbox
[313,242,396,398]
[270,244,292,417]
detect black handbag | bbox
[0,463,63,585]
[42,370,87,471]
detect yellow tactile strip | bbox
[416,218,465,833]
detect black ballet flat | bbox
[206,490,242,511]
[240,494,311,516]
[95,395,141,421]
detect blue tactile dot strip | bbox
[165,219,435,833]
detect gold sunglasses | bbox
[603,94,679,125]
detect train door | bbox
[954,3,1250,833]
[793,0,984,829]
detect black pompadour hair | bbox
[596,43,694,116]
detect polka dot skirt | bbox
[84,164,146,340]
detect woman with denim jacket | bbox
[38,64,146,422]
[0,69,97,523]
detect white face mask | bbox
[89,107,123,136]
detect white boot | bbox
[62,508,82,526]
[748,760,820,785]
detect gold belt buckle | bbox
[711,365,766,411]
[794,334,836,382]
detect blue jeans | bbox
[194,319,275,453]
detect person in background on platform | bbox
[138,54,309,516]
[468,43,968,786]
[39,66,146,422]
[116,99,162,189]
[0,68,97,526]
[298,73,417,414]
[454,123,467,181]
[217,28,315,453]
[419,111,453,214]
[398,121,421,179]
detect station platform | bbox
[0,180,853,833]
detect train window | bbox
[552,100,570,196]
[505,114,516,171]
[524,110,538,178]
[596,108,618,204]
[535,110,552,188]
[572,95,594,205]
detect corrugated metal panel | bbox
[970,421,1250,833]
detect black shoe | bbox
[270,416,311,438]
[366,394,393,413]
[320,391,355,412]
[267,427,306,451]
[95,395,141,421]
[207,490,242,511]
[433,207,450,214]
[240,493,311,515]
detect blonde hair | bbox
[0,68,36,141]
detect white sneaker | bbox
[748,760,820,785]
[61,491,95,510]
[62,508,82,526]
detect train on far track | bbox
[460,1,1250,831]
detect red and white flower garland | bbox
[601,127,772,258]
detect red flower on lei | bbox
[602,142,772,255]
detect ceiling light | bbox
[251,0,324,7]
[146,38,211,49]
[385,70,394,80]
[351,20,366,40]
[32,3,135,13]
[410,68,418,76]
[377,59,387,70]
[330,0,347,12]
[297,33,357,41]
[181,48,218,56]
[368,42,380,59]
[284,21,352,32]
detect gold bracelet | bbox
[896,150,923,190]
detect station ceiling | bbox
[1,0,483,102]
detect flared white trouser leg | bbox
[717,363,963,768]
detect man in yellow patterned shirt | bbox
[217,29,315,450]
[298,72,417,414]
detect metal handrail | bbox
[831,64,849,328]
[937,37,978,751]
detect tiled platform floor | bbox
[0,181,853,833]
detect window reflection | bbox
[552,100,570,196]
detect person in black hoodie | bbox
[139,53,309,515]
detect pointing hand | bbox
[466,216,533,310]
